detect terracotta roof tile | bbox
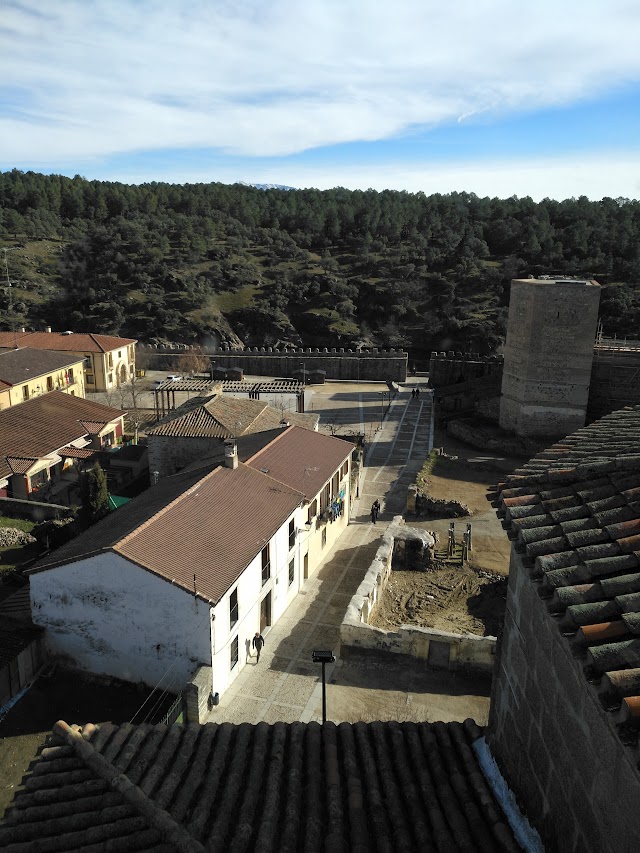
[497,406,640,748]
[147,394,318,439]
[0,347,84,385]
[246,426,353,501]
[0,391,125,480]
[0,718,522,852]
[0,331,136,353]
[30,462,304,606]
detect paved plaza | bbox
[207,381,492,726]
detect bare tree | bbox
[176,346,211,377]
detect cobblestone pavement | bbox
[206,382,490,725]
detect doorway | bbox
[303,553,309,581]
[260,592,272,633]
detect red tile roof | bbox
[497,405,640,744]
[0,347,83,385]
[246,425,353,500]
[59,446,96,459]
[30,463,303,606]
[0,331,136,353]
[0,391,126,480]
[147,394,317,439]
[0,718,521,852]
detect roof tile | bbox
[0,718,522,853]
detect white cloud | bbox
[1,0,640,164]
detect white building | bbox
[28,426,353,698]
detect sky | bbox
[2,0,640,200]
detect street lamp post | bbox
[312,649,335,723]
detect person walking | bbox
[252,631,265,662]
[373,499,381,521]
[370,502,377,524]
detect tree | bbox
[176,346,211,376]
[80,462,109,524]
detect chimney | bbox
[224,440,238,469]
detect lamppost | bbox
[300,361,306,386]
[379,391,386,429]
[312,649,335,723]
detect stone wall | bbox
[499,279,601,438]
[148,435,225,480]
[487,545,640,852]
[139,345,408,382]
[184,664,212,724]
[588,344,640,421]
[339,518,496,675]
[429,351,503,388]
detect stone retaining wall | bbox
[340,517,496,675]
[184,664,212,724]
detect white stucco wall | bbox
[30,553,212,690]
[210,509,302,697]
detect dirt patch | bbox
[370,564,507,637]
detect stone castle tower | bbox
[499,278,601,439]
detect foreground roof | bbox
[147,393,317,438]
[0,331,136,353]
[0,718,521,853]
[246,425,353,500]
[30,463,303,605]
[0,347,83,385]
[0,391,126,480]
[498,406,640,736]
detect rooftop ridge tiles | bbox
[52,720,205,852]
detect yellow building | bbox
[0,347,85,410]
[0,330,137,392]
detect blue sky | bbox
[2,0,640,200]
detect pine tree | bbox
[80,462,109,524]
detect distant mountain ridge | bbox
[238,181,296,191]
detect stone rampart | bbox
[339,517,495,674]
[139,344,408,382]
[428,351,503,388]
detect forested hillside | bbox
[1,170,639,357]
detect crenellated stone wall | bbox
[428,351,504,388]
[139,344,408,382]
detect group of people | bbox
[411,387,420,399]
[370,498,381,524]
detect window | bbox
[118,350,122,358]
[229,588,238,629]
[68,368,74,383]
[289,558,295,586]
[289,519,296,550]
[108,354,113,368]
[341,461,349,479]
[46,376,54,391]
[22,386,29,401]
[30,469,47,492]
[230,636,238,670]
[108,372,113,384]
[261,544,270,586]
[320,483,330,513]
[86,374,95,385]
[307,499,317,524]
[332,473,339,494]
[322,528,327,548]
